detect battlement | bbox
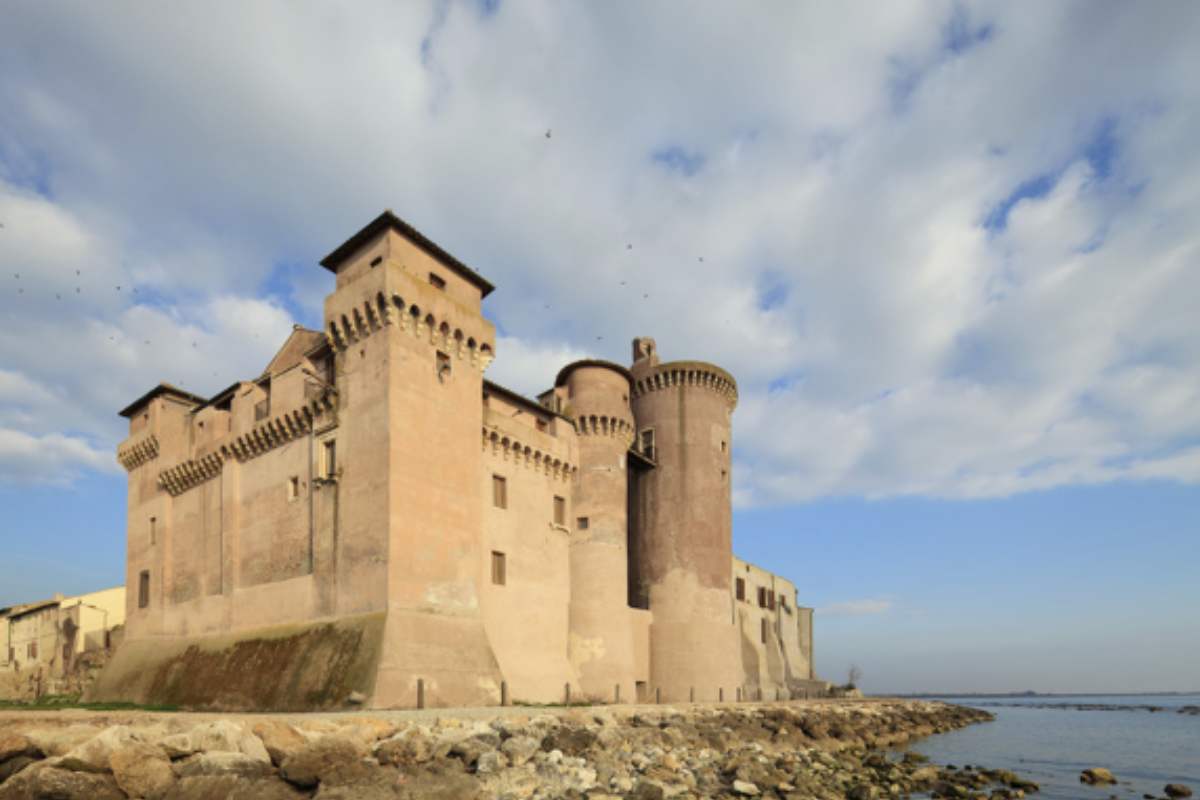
[482,424,576,482]
[325,290,495,371]
[630,360,738,408]
[573,413,635,445]
[117,434,160,471]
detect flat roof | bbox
[119,383,208,418]
[319,210,495,298]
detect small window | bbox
[640,429,655,460]
[429,272,446,290]
[288,476,299,500]
[757,587,767,608]
[138,570,151,609]
[735,577,745,601]
[370,255,383,267]
[149,516,157,545]
[553,496,566,525]
[576,516,589,530]
[491,551,506,585]
[437,351,451,381]
[721,440,727,453]
[323,440,337,479]
[760,618,768,644]
[536,418,548,433]
[492,475,507,509]
[254,398,270,422]
[28,642,38,659]
[721,469,727,481]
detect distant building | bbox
[94,212,823,710]
[1,586,125,698]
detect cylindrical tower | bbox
[559,360,638,701]
[628,337,741,702]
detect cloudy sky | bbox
[1,1,1197,693]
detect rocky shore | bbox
[0,699,1034,799]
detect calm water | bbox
[903,694,1200,800]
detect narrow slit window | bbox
[757,587,767,608]
[323,440,337,479]
[138,570,151,609]
[492,475,507,509]
[553,496,565,526]
[735,577,745,601]
[640,428,655,460]
[491,551,506,585]
[288,476,299,500]
[149,516,157,546]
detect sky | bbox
[0,1,1197,694]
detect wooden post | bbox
[615,684,620,704]
[655,687,661,704]
[417,678,425,710]
[689,687,695,703]
[736,687,742,702]
[501,681,509,707]
[565,683,571,705]
[719,687,724,702]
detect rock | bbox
[174,751,275,779]
[109,742,175,798]
[21,726,100,758]
[0,764,124,800]
[630,780,666,800]
[849,784,880,800]
[58,726,143,773]
[160,775,308,800]
[474,749,508,775]
[541,726,597,756]
[280,736,367,788]
[251,720,309,766]
[0,756,36,784]
[1081,768,1118,785]
[393,762,481,800]
[375,729,434,766]
[160,720,270,763]
[347,691,367,705]
[1165,785,1193,799]
[501,735,541,767]
[733,779,761,796]
[0,734,37,764]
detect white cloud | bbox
[820,599,894,618]
[0,2,1196,500]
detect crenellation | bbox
[117,433,160,471]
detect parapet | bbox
[630,360,738,409]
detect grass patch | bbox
[0,694,179,712]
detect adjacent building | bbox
[92,211,822,710]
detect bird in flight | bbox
[545,129,551,139]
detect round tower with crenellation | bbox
[559,360,638,702]
[628,336,741,702]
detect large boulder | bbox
[160,720,270,763]
[251,721,308,767]
[1165,785,1193,799]
[280,736,368,788]
[160,775,308,800]
[0,734,37,764]
[173,751,275,779]
[58,726,143,773]
[0,763,124,800]
[110,742,175,798]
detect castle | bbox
[92,211,821,710]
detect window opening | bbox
[491,551,507,585]
[492,475,507,509]
[429,272,446,290]
[576,516,589,530]
[138,570,151,609]
[553,496,565,525]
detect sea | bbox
[900,694,1200,800]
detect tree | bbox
[846,664,863,689]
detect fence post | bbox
[417,678,425,710]
[719,687,724,702]
[565,683,571,705]
[615,684,620,704]
[655,687,661,704]
[689,687,695,703]
[501,681,509,707]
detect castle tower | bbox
[321,211,503,707]
[559,360,639,701]
[628,337,741,702]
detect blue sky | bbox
[1,1,1197,692]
